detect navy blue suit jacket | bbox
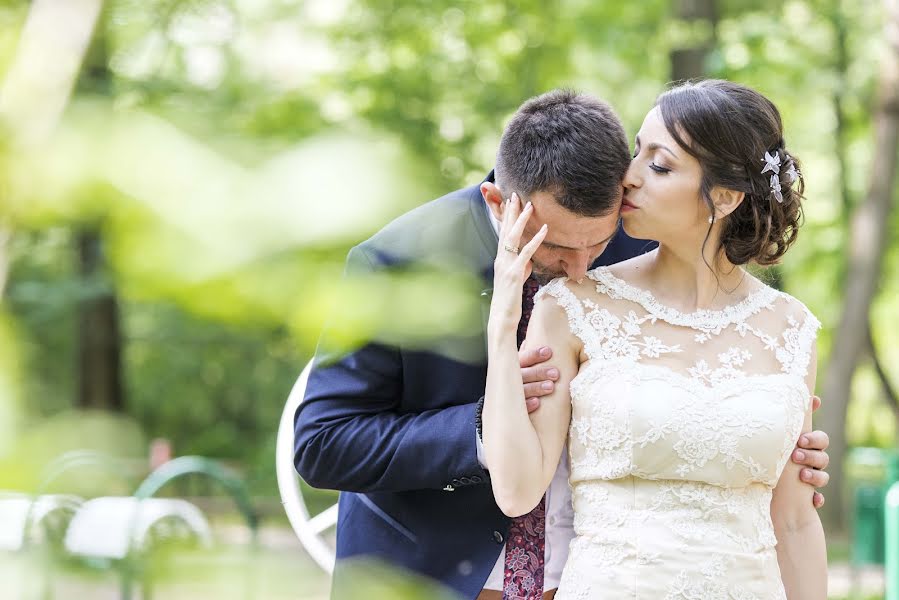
[294,173,654,598]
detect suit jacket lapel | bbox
[468,171,499,349]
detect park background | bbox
[0,0,897,598]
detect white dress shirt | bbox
[479,200,575,592]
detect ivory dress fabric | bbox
[536,267,819,599]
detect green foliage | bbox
[1,0,897,506]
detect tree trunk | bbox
[818,0,899,531]
[869,324,899,421]
[76,229,123,411]
[0,0,103,144]
[830,1,853,220]
[72,8,124,412]
[0,226,9,298]
[670,0,717,82]
[0,0,103,294]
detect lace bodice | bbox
[535,267,820,599]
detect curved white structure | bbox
[63,496,212,559]
[0,493,82,551]
[276,360,338,573]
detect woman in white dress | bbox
[482,80,826,599]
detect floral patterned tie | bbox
[503,276,545,600]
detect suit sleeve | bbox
[293,245,488,493]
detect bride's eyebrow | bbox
[634,135,679,160]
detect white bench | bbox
[0,492,82,551]
[63,496,212,560]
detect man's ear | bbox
[710,186,745,220]
[480,181,506,221]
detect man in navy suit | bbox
[294,90,831,599]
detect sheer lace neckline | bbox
[587,267,780,329]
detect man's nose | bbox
[563,253,592,281]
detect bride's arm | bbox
[771,343,827,599]
[483,292,580,517]
[479,195,578,517]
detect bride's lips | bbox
[621,197,639,212]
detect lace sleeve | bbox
[535,278,601,359]
[782,300,821,381]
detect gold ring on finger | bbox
[504,244,519,254]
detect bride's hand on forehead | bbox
[490,192,548,332]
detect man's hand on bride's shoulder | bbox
[519,345,559,413]
[791,394,830,509]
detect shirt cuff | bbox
[476,429,488,468]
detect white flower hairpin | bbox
[761,151,783,203]
[760,150,801,203]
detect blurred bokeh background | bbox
[0,0,896,598]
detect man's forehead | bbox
[539,217,619,250]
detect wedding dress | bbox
[537,267,819,599]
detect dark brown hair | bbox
[656,79,804,265]
[496,89,630,217]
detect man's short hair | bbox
[495,89,630,217]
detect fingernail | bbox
[800,435,809,446]
[511,193,519,202]
[525,201,532,210]
[539,347,551,357]
[541,381,553,390]
[794,450,805,461]
[802,469,812,481]
[547,368,559,378]
[540,224,548,232]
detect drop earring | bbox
[708,215,714,224]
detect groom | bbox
[293,90,831,599]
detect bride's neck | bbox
[643,244,748,312]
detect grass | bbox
[0,524,887,600]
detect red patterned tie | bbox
[503,276,545,600]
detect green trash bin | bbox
[847,447,899,566]
[886,482,899,600]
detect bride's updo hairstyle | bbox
[656,80,805,266]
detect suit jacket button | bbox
[493,530,504,544]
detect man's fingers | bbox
[519,345,553,368]
[801,468,830,489]
[521,364,560,384]
[798,430,830,452]
[811,395,821,412]
[792,448,830,471]
[525,397,540,414]
[524,381,555,398]
[813,492,825,509]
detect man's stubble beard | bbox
[530,269,562,286]
[529,253,603,286]
[529,263,569,286]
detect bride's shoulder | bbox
[584,254,655,302]
[755,281,820,330]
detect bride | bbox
[482,80,826,599]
